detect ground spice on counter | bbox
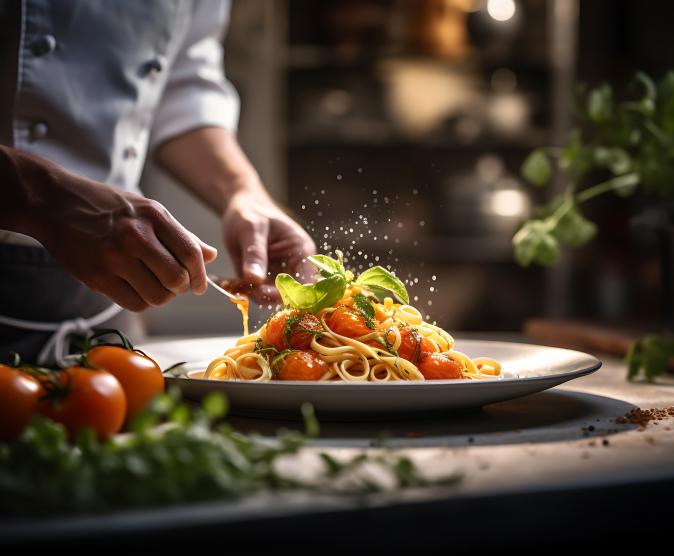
[614,407,674,430]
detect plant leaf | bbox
[352,293,376,330]
[521,149,552,187]
[607,172,640,198]
[587,83,612,123]
[512,219,560,267]
[593,146,632,175]
[559,128,593,179]
[625,339,643,380]
[275,273,346,314]
[308,255,342,277]
[355,267,409,305]
[552,207,597,248]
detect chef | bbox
[0,0,315,365]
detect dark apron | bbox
[0,243,145,365]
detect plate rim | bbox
[159,339,603,388]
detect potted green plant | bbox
[514,71,674,380]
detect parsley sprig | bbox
[515,70,674,267]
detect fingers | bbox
[118,260,176,308]
[149,207,208,295]
[92,275,151,313]
[126,233,191,296]
[235,215,270,284]
[188,231,218,264]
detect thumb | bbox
[188,232,218,264]
[239,219,269,284]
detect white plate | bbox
[139,337,601,420]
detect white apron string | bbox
[0,303,123,368]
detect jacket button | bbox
[31,122,49,141]
[33,34,56,57]
[145,56,165,77]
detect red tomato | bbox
[266,310,322,352]
[395,327,439,363]
[37,366,126,440]
[0,365,42,442]
[275,351,330,381]
[327,306,377,339]
[86,346,164,421]
[417,354,465,380]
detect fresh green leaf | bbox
[301,403,320,438]
[541,195,596,248]
[607,172,640,198]
[553,207,597,247]
[352,293,376,330]
[634,71,657,116]
[308,255,343,277]
[587,83,612,123]
[512,219,560,267]
[643,335,671,381]
[521,149,552,187]
[202,392,228,419]
[559,129,593,178]
[275,273,346,314]
[625,339,643,380]
[355,267,409,305]
[594,146,632,175]
[308,254,354,283]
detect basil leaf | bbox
[521,149,552,187]
[355,266,409,305]
[309,254,355,283]
[275,273,346,313]
[352,293,376,330]
[308,255,342,277]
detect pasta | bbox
[202,254,503,383]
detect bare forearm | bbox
[0,145,49,238]
[155,127,270,214]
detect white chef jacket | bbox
[0,0,240,247]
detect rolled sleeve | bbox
[149,0,240,152]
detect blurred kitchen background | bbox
[140,0,673,340]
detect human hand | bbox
[4,148,217,312]
[222,190,316,304]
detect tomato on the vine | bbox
[37,366,126,440]
[86,346,164,421]
[0,364,42,442]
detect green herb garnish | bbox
[355,267,409,305]
[275,273,346,314]
[0,389,451,515]
[352,293,376,330]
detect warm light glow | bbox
[490,189,527,217]
[487,0,516,21]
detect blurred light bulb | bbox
[487,0,516,21]
[490,189,527,217]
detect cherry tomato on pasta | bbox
[37,366,126,440]
[417,354,465,380]
[86,346,164,421]
[395,327,439,363]
[0,364,42,442]
[266,310,322,352]
[327,306,378,339]
[275,351,330,381]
